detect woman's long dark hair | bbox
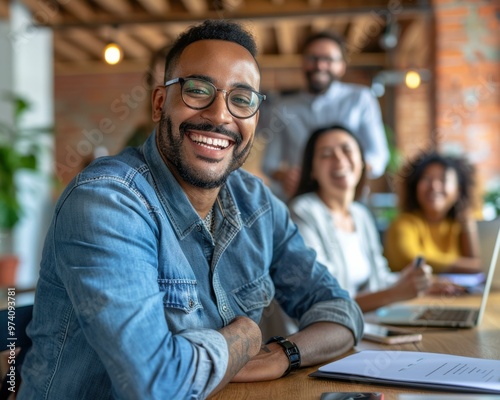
[292,125,367,201]
[398,151,476,219]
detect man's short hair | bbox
[164,19,258,81]
[301,31,347,61]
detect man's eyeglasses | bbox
[164,77,266,119]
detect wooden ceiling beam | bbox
[308,0,323,7]
[53,51,388,75]
[137,0,170,15]
[310,16,350,36]
[310,18,332,33]
[128,25,170,51]
[275,21,298,55]
[92,0,132,16]
[29,2,429,28]
[20,0,62,24]
[63,29,107,59]
[244,21,266,54]
[55,0,95,22]
[17,0,429,77]
[330,17,350,36]
[54,37,92,62]
[180,0,207,16]
[113,30,150,59]
[163,23,191,40]
[397,18,429,67]
[258,51,386,69]
[346,15,382,55]
[220,0,244,12]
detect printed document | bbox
[311,351,500,394]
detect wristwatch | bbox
[266,335,301,376]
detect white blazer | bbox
[289,192,398,294]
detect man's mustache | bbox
[179,122,242,146]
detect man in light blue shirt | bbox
[260,31,389,200]
[19,20,363,400]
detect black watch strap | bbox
[266,335,301,376]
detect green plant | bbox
[0,94,50,230]
[484,187,500,219]
[383,124,403,175]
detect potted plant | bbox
[483,187,500,220]
[0,94,50,286]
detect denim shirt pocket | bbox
[231,274,275,321]
[157,279,203,314]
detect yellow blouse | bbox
[384,212,463,273]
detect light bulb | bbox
[405,70,421,89]
[104,43,122,65]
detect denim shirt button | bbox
[222,305,228,312]
[188,299,195,309]
[196,224,202,232]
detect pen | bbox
[413,256,425,270]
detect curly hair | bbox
[164,20,258,81]
[293,125,367,201]
[398,151,476,219]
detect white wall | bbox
[0,20,14,125]
[8,1,54,288]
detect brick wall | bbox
[394,83,433,159]
[54,71,151,185]
[433,0,500,195]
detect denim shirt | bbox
[20,131,363,400]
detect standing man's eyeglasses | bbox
[164,77,266,119]
[304,55,344,65]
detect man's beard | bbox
[305,70,337,94]
[157,114,253,189]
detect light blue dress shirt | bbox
[259,81,389,200]
[19,131,363,400]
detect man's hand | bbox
[231,342,290,382]
[209,316,262,396]
[231,322,355,382]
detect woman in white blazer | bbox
[288,125,434,312]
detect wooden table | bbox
[211,291,500,400]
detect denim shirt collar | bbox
[141,129,243,238]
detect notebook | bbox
[367,223,500,328]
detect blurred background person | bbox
[288,125,438,313]
[259,31,389,201]
[384,151,480,274]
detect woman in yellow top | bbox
[384,151,481,273]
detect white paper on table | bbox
[312,351,500,393]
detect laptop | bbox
[367,223,500,328]
[477,218,500,290]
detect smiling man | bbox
[19,20,363,400]
[260,31,390,200]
